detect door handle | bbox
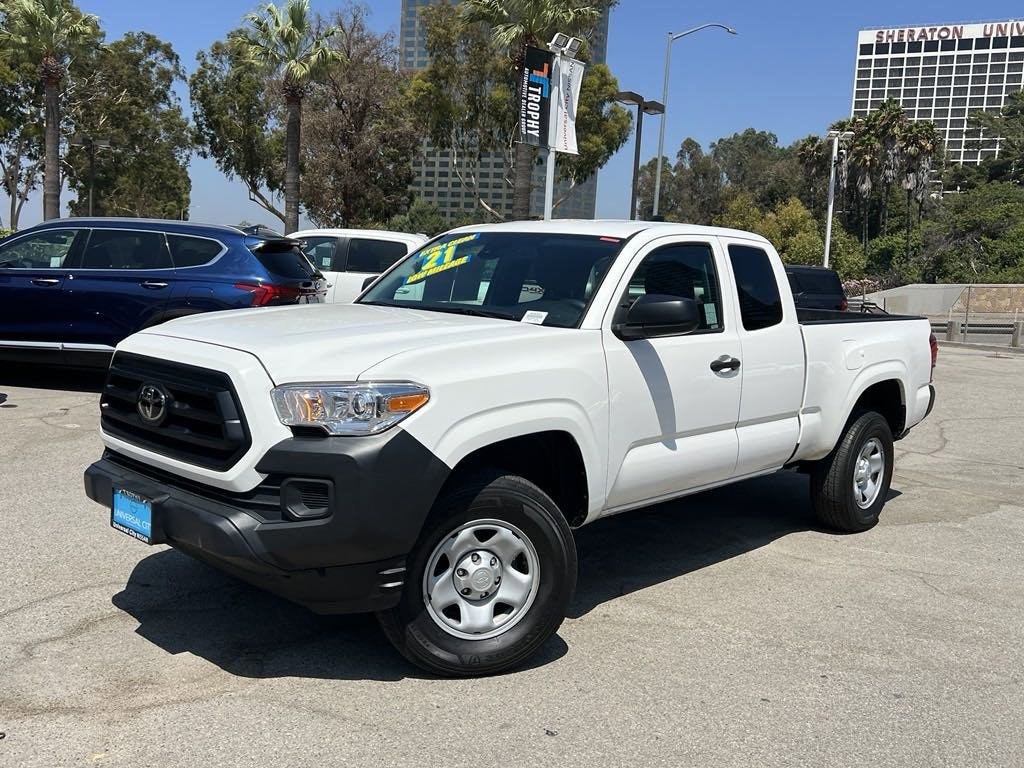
[140,281,169,290]
[31,277,61,286]
[710,356,741,373]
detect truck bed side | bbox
[793,315,934,462]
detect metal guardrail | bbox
[931,320,1024,347]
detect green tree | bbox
[636,138,724,224]
[0,39,43,230]
[550,62,630,211]
[459,0,606,219]
[409,0,513,220]
[0,0,100,220]
[190,33,286,226]
[387,198,447,236]
[970,90,1024,183]
[925,182,1024,282]
[301,6,418,227]
[64,32,192,218]
[241,0,342,234]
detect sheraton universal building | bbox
[852,20,1024,166]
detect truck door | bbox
[602,236,743,512]
[722,240,806,476]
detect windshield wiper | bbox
[359,301,516,321]
[421,306,518,321]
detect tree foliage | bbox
[190,33,286,225]
[386,198,447,237]
[300,5,419,227]
[240,0,342,233]
[65,32,192,218]
[413,0,622,220]
[1,0,101,219]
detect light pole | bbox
[652,23,737,218]
[543,33,583,220]
[616,91,664,220]
[823,130,854,269]
[69,135,112,216]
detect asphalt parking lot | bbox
[1,346,1022,767]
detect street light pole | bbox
[652,23,737,218]
[542,33,583,221]
[616,91,664,219]
[823,130,854,269]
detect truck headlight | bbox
[271,382,429,436]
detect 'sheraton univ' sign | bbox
[859,20,1024,45]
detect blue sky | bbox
[12,0,1024,229]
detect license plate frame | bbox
[111,488,156,544]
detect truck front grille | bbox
[100,353,251,471]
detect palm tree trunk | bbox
[43,79,61,221]
[862,198,869,256]
[512,141,535,220]
[284,95,302,234]
[905,188,912,262]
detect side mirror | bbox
[613,294,700,341]
[362,276,377,290]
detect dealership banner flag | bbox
[519,46,554,147]
[552,57,585,155]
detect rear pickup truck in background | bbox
[85,221,936,676]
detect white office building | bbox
[852,21,1024,165]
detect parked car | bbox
[289,228,427,302]
[785,264,848,311]
[0,218,326,365]
[85,221,936,676]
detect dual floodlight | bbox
[548,33,583,59]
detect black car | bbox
[785,265,848,311]
[0,218,326,366]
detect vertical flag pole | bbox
[543,53,561,221]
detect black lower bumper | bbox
[84,429,450,614]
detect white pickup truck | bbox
[85,221,936,676]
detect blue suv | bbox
[0,218,326,365]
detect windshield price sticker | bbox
[406,234,480,285]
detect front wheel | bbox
[377,472,577,677]
[810,411,895,533]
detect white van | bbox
[289,229,428,303]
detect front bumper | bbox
[84,428,450,614]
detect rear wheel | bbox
[377,471,577,677]
[810,411,894,532]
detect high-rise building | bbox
[399,0,609,221]
[852,21,1024,165]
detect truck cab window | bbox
[728,244,783,331]
[622,242,723,332]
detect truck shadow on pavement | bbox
[111,470,834,680]
[0,362,106,393]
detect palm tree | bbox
[899,121,942,259]
[461,0,604,220]
[873,100,907,236]
[1,0,99,220]
[242,0,341,234]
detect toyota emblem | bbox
[137,383,169,425]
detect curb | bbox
[936,340,1024,355]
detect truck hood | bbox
[135,303,550,384]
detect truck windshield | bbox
[358,232,625,328]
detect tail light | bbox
[235,282,305,306]
[929,332,938,380]
[839,296,849,312]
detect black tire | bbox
[377,471,577,677]
[809,410,894,533]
